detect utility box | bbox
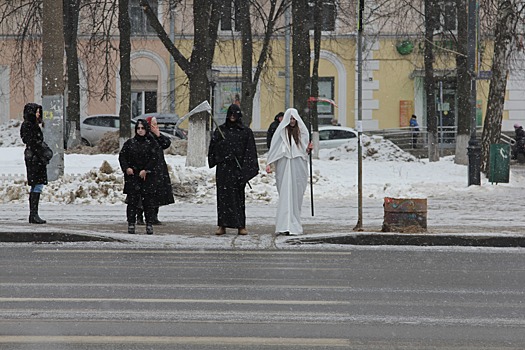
[489,144,510,184]
[382,197,427,232]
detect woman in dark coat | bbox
[119,120,159,235]
[146,116,174,223]
[20,103,48,224]
[208,104,259,236]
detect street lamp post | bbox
[354,0,364,231]
[467,0,481,186]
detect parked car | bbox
[133,113,187,140]
[80,114,180,146]
[318,125,358,149]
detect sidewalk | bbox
[1,196,524,248]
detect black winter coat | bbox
[208,120,259,228]
[20,103,47,186]
[119,134,159,196]
[266,119,280,149]
[515,127,525,151]
[150,133,175,206]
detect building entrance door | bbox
[436,81,457,144]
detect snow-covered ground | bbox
[1,119,523,204]
[1,120,525,240]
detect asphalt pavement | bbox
[0,194,524,248]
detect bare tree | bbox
[238,0,287,127]
[292,0,310,120]
[119,0,132,147]
[310,0,322,159]
[455,0,469,164]
[139,0,220,167]
[424,0,439,161]
[480,0,524,174]
[64,0,81,148]
[0,1,43,102]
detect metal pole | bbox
[354,0,364,231]
[467,0,481,186]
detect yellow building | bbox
[0,0,522,133]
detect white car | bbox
[318,125,358,149]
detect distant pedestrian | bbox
[20,103,51,224]
[512,123,525,160]
[119,120,159,235]
[208,104,259,236]
[410,114,420,148]
[331,118,341,126]
[265,108,313,236]
[266,112,284,149]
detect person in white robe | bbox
[265,108,312,235]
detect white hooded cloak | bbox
[266,108,310,235]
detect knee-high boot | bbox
[29,192,46,224]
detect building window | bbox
[220,0,240,32]
[130,0,158,35]
[316,77,335,125]
[437,0,456,33]
[131,90,157,118]
[317,77,335,115]
[308,1,336,32]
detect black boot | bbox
[128,223,136,234]
[152,207,162,225]
[146,224,153,235]
[29,192,46,224]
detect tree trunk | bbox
[455,0,469,164]
[310,0,322,159]
[118,0,132,149]
[481,0,516,174]
[239,0,254,127]
[292,0,311,121]
[185,0,219,167]
[425,0,439,162]
[63,0,81,149]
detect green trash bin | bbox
[489,144,510,184]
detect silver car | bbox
[318,125,358,149]
[80,114,179,146]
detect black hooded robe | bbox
[208,118,259,229]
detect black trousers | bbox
[126,193,155,225]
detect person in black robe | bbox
[119,120,159,235]
[208,104,259,236]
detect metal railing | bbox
[365,126,516,154]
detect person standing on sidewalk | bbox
[208,103,259,236]
[144,116,174,224]
[410,114,420,148]
[266,112,284,149]
[20,103,50,224]
[265,108,313,236]
[512,123,525,161]
[119,120,159,235]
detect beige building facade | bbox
[0,0,523,133]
